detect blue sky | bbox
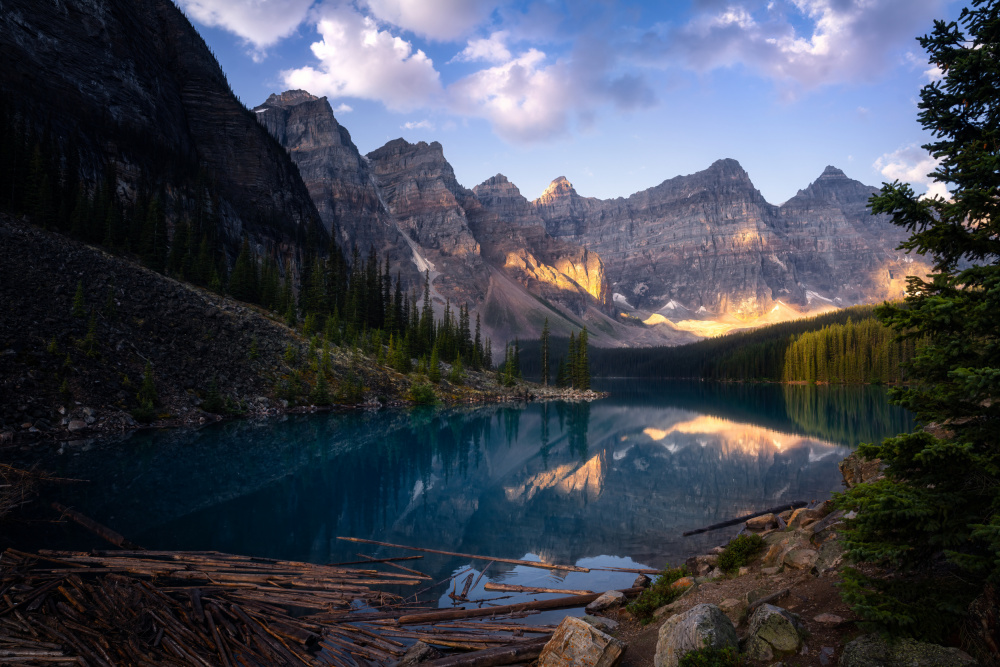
[179,0,959,203]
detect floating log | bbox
[50,503,142,550]
[682,501,808,536]
[396,587,644,625]
[327,555,424,566]
[357,553,432,580]
[483,583,594,596]
[422,636,550,667]
[337,537,590,573]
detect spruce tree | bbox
[540,318,550,386]
[71,280,85,317]
[428,344,441,384]
[577,327,590,390]
[838,0,1000,642]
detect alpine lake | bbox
[19,380,912,618]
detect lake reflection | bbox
[28,380,911,595]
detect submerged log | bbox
[421,636,550,667]
[337,537,589,573]
[682,501,808,536]
[396,587,644,625]
[483,583,594,596]
[50,503,142,550]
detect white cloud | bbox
[334,103,353,113]
[874,145,948,199]
[282,4,443,112]
[363,0,498,41]
[450,31,511,63]
[448,49,572,142]
[177,0,314,52]
[641,0,948,88]
[403,119,435,130]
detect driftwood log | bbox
[337,537,590,572]
[682,501,808,536]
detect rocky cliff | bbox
[252,91,419,285]
[531,160,921,319]
[0,0,326,261]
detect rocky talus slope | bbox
[253,91,419,286]
[0,215,559,446]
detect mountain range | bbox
[254,91,924,345]
[0,0,927,348]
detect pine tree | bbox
[567,332,578,388]
[228,238,259,303]
[71,280,85,317]
[429,344,441,384]
[540,318,550,386]
[838,0,1000,642]
[577,327,590,390]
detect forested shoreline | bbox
[519,304,916,384]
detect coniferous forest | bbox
[0,98,492,383]
[519,305,916,384]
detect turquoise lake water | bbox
[28,380,912,610]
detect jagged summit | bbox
[260,90,320,108]
[820,165,847,178]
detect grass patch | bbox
[626,564,688,623]
[717,533,765,573]
[678,645,743,667]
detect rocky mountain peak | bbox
[820,165,847,178]
[540,176,578,201]
[262,90,320,108]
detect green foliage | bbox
[131,402,157,424]
[310,371,331,405]
[677,646,743,667]
[540,318,550,386]
[836,0,1000,640]
[717,533,765,573]
[448,354,464,385]
[428,345,441,384]
[335,374,365,404]
[71,281,85,317]
[136,362,157,407]
[59,379,70,396]
[283,344,298,365]
[626,564,688,622]
[782,317,916,383]
[409,382,437,405]
[201,379,226,414]
[46,337,59,355]
[248,336,259,360]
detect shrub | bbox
[409,383,437,405]
[626,564,688,622]
[201,379,226,414]
[678,646,743,667]
[136,362,158,407]
[131,401,156,424]
[717,533,765,573]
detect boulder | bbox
[67,420,87,432]
[839,634,977,667]
[586,590,626,614]
[783,548,819,570]
[538,616,625,667]
[632,574,652,589]
[743,604,804,661]
[395,640,441,666]
[813,613,845,625]
[788,507,823,528]
[747,513,778,532]
[670,577,695,592]
[839,452,884,487]
[814,539,845,574]
[581,615,620,633]
[654,604,738,667]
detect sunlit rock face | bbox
[253,92,420,280]
[774,166,918,304]
[532,160,927,318]
[471,175,611,314]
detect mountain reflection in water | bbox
[28,380,911,588]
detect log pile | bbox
[0,549,562,666]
